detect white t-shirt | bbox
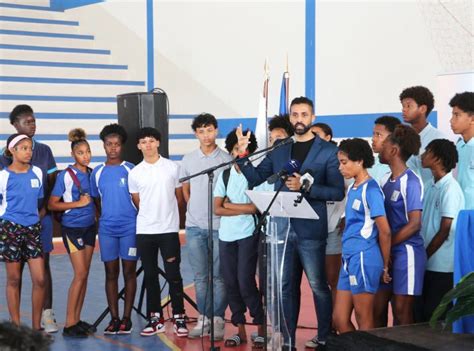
[128,157,181,234]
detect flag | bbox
[255,60,270,152]
[279,71,289,115]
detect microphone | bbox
[300,170,314,193]
[267,159,301,184]
[294,170,314,206]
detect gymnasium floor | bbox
[0,234,319,350]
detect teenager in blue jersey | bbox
[333,138,391,333]
[0,134,45,331]
[48,129,96,338]
[0,105,58,333]
[374,125,426,327]
[90,124,138,335]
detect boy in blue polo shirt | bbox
[449,92,474,210]
[214,129,264,348]
[419,139,465,321]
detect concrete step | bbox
[0,49,112,64]
[0,6,69,20]
[0,65,130,79]
[0,20,80,34]
[0,34,98,49]
[0,100,117,113]
[1,82,145,97]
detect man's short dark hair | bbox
[388,125,421,161]
[449,92,474,114]
[100,123,128,144]
[290,96,314,113]
[225,128,257,154]
[9,104,34,125]
[338,138,375,168]
[0,321,52,351]
[269,114,293,136]
[425,139,458,173]
[191,113,218,131]
[399,86,435,117]
[136,127,161,143]
[374,115,402,133]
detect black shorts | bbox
[0,219,43,262]
[62,224,96,254]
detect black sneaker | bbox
[77,320,97,334]
[117,317,133,335]
[63,324,88,338]
[104,317,121,335]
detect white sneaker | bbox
[213,316,225,341]
[188,315,209,338]
[41,309,58,333]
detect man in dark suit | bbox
[236,97,345,350]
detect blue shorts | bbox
[338,246,383,294]
[99,232,138,262]
[62,225,96,254]
[379,243,426,296]
[40,214,53,253]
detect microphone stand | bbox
[252,179,287,349]
[179,137,292,351]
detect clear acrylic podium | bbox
[246,190,319,350]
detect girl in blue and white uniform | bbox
[90,124,138,335]
[0,134,45,330]
[48,128,96,338]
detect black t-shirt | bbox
[291,137,315,166]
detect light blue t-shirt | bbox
[90,162,137,235]
[342,178,386,256]
[456,137,474,210]
[381,169,424,248]
[421,172,465,273]
[214,166,255,242]
[407,123,446,187]
[0,166,43,226]
[52,166,95,228]
[368,157,390,185]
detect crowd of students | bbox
[0,86,472,350]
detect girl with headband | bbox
[48,128,96,338]
[0,134,46,331]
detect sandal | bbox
[225,334,246,347]
[253,335,265,349]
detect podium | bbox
[246,190,319,350]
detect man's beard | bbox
[293,122,311,135]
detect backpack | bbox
[222,168,261,234]
[52,167,88,223]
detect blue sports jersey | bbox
[381,169,424,248]
[90,162,137,235]
[342,178,386,256]
[51,166,95,228]
[0,166,43,226]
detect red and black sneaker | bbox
[140,312,165,337]
[117,317,133,335]
[104,317,121,335]
[173,314,188,337]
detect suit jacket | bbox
[237,136,345,240]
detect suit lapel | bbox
[300,136,323,172]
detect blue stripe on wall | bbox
[0,94,116,102]
[305,0,316,103]
[0,29,93,40]
[0,2,63,11]
[0,44,110,55]
[0,16,78,26]
[0,76,145,86]
[55,156,106,163]
[0,59,127,70]
[146,0,154,91]
[0,112,116,120]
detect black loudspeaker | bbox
[117,91,169,165]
